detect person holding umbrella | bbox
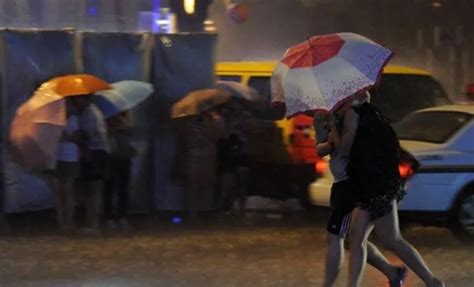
[171,84,259,219]
[9,74,112,234]
[315,93,407,287]
[272,33,444,287]
[341,94,445,287]
[93,80,153,231]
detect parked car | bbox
[310,104,474,240]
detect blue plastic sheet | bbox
[0,30,217,213]
[152,33,217,210]
[1,29,77,213]
[81,32,154,213]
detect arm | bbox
[332,109,358,157]
[316,141,334,157]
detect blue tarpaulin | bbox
[1,29,77,213]
[152,33,217,210]
[80,31,154,213]
[0,29,217,213]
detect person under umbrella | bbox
[10,74,112,234]
[51,99,84,234]
[73,96,110,235]
[272,33,444,287]
[171,87,242,219]
[104,111,136,232]
[93,80,153,232]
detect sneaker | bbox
[389,266,408,287]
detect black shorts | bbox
[81,150,109,181]
[326,180,358,237]
[54,161,80,181]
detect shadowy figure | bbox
[104,111,135,232]
[50,99,82,234]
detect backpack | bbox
[346,103,401,196]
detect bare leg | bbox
[348,208,372,287]
[367,240,399,280]
[323,233,345,287]
[324,228,400,287]
[374,200,445,287]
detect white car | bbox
[309,104,474,240]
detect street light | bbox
[432,0,442,8]
[184,0,195,14]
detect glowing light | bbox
[315,160,328,174]
[184,0,195,14]
[399,162,414,180]
[172,216,183,224]
[432,0,442,8]
[155,19,170,25]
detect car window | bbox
[218,75,242,82]
[371,74,451,122]
[393,111,472,144]
[248,76,271,103]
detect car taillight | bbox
[399,161,415,180]
[315,159,328,174]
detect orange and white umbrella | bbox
[9,74,111,169]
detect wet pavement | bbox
[0,211,473,287]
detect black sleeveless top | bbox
[346,103,401,200]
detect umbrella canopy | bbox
[44,74,111,97]
[9,74,111,169]
[171,89,231,118]
[93,80,154,118]
[271,33,393,116]
[214,81,261,102]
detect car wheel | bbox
[450,187,474,241]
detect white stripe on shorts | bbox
[340,213,352,237]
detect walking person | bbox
[315,101,406,287]
[51,99,82,234]
[75,96,110,234]
[335,92,445,287]
[104,111,135,232]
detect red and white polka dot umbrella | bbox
[271,33,393,116]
